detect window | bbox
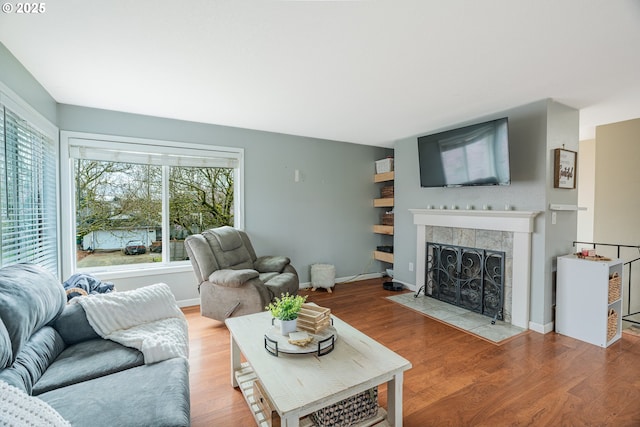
[74,160,163,267]
[61,133,243,274]
[168,165,236,259]
[0,93,58,276]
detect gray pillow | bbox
[0,264,65,368]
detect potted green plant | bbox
[266,292,307,335]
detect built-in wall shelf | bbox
[373,225,394,235]
[374,250,394,264]
[549,204,587,211]
[374,165,394,266]
[374,198,394,208]
[374,171,394,183]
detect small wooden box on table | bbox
[296,303,331,334]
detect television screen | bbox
[417,117,510,188]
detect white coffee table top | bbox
[226,310,412,419]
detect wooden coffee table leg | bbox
[387,373,404,426]
[230,334,241,387]
[281,414,300,427]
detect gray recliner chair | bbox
[184,226,299,322]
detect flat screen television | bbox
[417,117,510,188]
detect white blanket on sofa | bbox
[72,283,189,364]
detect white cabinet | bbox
[556,254,623,347]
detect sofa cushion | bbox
[33,338,144,395]
[0,320,11,374]
[39,357,190,427]
[0,326,65,394]
[264,272,299,296]
[258,272,279,284]
[51,303,100,345]
[0,264,66,368]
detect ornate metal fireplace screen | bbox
[418,242,505,320]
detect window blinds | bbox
[0,106,58,275]
[68,138,240,168]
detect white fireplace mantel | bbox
[410,208,540,329]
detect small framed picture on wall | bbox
[554,148,577,189]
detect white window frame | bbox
[60,131,244,280]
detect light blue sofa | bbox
[0,264,190,426]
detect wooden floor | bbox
[184,278,640,427]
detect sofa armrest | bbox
[253,256,290,273]
[208,269,259,288]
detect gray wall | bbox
[544,101,580,325]
[393,99,578,329]
[0,43,57,124]
[57,104,390,288]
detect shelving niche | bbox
[373,170,394,264]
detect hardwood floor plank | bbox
[183,277,640,426]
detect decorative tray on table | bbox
[264,303,336,357]
[264,324,337,357]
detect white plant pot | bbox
[279,318,297,335]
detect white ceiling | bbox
[1,0,639,147]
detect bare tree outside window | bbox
[75,159,234,268]
[169,166,234,260]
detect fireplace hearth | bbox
[419,242,505,320]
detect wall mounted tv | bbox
[417,117,510,188]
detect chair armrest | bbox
[253,256,291,273]
[209,269,259,288]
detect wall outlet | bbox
[409,262,414,272]
[552,212,557,225]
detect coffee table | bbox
[225,310,412,427]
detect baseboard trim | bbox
[336,272,384,283]
[529,320,554,334]
[299,272,384,289]
[392,279,416,291]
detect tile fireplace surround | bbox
[410,209,540,330]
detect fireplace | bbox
[423,242,505,320]
[410,208,540,329]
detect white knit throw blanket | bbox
[72,283,189,364]
[0,380,70,427]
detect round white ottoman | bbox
[310,263,336,293]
